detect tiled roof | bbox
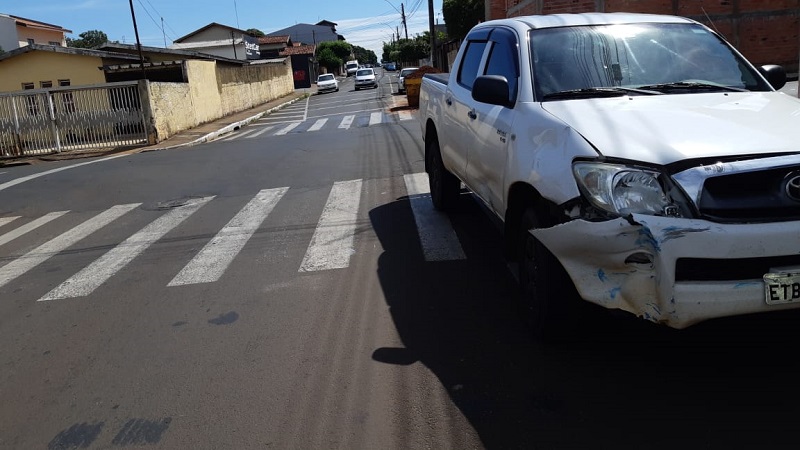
[10,15,71,33]
[279,44,315,56]
[258,35,289,45]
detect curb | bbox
[142,94,308,152]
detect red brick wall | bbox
[489,0,799,72]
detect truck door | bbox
[442,30,490,182]
[464,27,519,211]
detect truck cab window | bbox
[457,41,487,90]
[485,36,519,104]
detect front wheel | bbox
[427,137,460,210]
[517,207,582,341]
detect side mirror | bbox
[759,64,786,90]
[472,75,513,108]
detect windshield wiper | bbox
[542,86,661,100]
[635,81,747,93]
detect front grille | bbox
[676,255,800,282]
[697,165,800,222]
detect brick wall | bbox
[491,0,799,73]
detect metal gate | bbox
[0,81,147,158]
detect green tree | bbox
[0,46,5,56]
[442,0,484,40]
[398,38,428,63]
[351,45,377,65]
[382,41,400,64]
[317,47,342,73]
[66,30,108,49]
[246,28,265,37]
[317,41,352,61]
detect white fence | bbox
[0,81,148,158]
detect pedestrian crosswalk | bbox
[217,110,415,141]
[0,174,466,303]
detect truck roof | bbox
[481,12,694,30]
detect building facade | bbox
[171,22,261,61]
[485,0,800,73]
[0,14,70,52]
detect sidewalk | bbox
[0,87,315,167]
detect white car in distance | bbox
[354,68,377,90]
[397,67,419,93]
[316,73,338,93]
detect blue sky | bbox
[5,0,445,59]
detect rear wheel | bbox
[427,137,460,210]
[517,207,582,341]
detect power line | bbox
[135,0,175,43]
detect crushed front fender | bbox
[531,215,800,328]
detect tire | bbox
[427,137,460,210]
[517,207,582,342]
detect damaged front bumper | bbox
[532,215,800,329]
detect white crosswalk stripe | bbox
[369,112,382,126]
[0,216,20,228]
[248,125,275,138]
[338,115,355,129]
[0,204,140,289]
[216,111,414,141]
[0,211,69,248]
[2,174,469,301]
[299,179,363,272]
[275,122,301,135]
[307,118,328,132]
[404,173,466,261]
[221,128,257,141]
[168,188,288,286]
[40,197,214,301]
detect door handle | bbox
[445,98,452,106]
[467,110,477,120]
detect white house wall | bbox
[0,15,17,52]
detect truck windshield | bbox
[530,23,769,99]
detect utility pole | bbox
[128,0,147,80]
[161,17,166,48]
[401,3,408,40]
[428,0,436,68]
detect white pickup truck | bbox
[419,13,800,338]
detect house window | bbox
[49,41,61,46]
[27,38,34,45]
[58,80,70,87]
[22,82,34,90]
[40,81,53,89]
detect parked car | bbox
[419,12,799,338]
[397,67,419,93]
[316,73,338,93]
[354,68,377,90]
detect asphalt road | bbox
[1,71,800,449]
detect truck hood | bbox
[541,92,800,165]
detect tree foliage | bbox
[317,47,342,73]
[442,0,484,40]
[246,28,265,37]
[351,45,377,65]
[398,38,429,63]
[66,30,109,49]
[317,41,352,61]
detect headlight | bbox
[573,162,670,215]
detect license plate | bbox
[764,272,800,305]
